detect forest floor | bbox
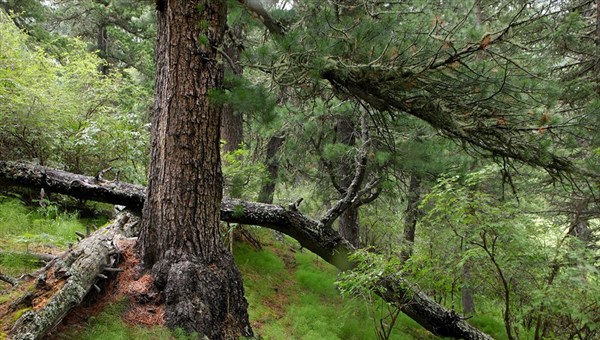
[0,196,504,339]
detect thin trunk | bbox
[336,117,360,247]
[480,237,514,340]
[475,0,483,27]
[138,1,251,338]
[96,0,111,73]
[220,25,244,154]
[258,135,284,204]
[400,173,420,261]
[461,259,476,315]
[97,12,109,75]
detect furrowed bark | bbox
[0,161,492,339]
[7,213,138,340]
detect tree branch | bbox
[236,0,286,36]
[320,112,369,227]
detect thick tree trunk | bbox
[0,161,493,339]
[7,213,137,340]
[137,1,251,338]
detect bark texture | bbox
[336,118,360,247]
[138,1,251,338]
[0,161,493,339]
[400,173,421,261]
[0,161,145,210]
[221,25,244,154]
[258,135,284,204]
[8,213,137,340]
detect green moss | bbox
[12,307,33,322]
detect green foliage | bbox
[222,147,268,200]
[0,12,150,183]
[47,0,156,79]
[0,196,89,252]
[337,249,401,298]
[214,74,277,125]
[417,167,600,338]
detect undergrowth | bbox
[0,196,105,276]
[0,196,106,249]
[234,230,437,339]
[0,198,508,339]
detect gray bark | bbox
[258,135,284,204]
[9,213,138,340]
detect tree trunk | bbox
[221,25,244,154]
[461,260,476,315]
[137,1,251,338]
[97,20,109,75]
[0,161,494,339]
[336,117,360,247]
[400,173,420,261]
[258,135,284,204]
[221,103,244,153]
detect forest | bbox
[0,0,599,339]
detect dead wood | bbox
[5,213,138,340]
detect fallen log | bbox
[6,213,138,340]
[0,161,493,339]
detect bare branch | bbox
[320,112,370,227]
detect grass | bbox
[55,301,196,340]
[0,196,100,277]
[234,231,437,339]
[0,196,105,252]
[0,197,507,339]
[0,252,42,276]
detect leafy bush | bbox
[0,12,150,183]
